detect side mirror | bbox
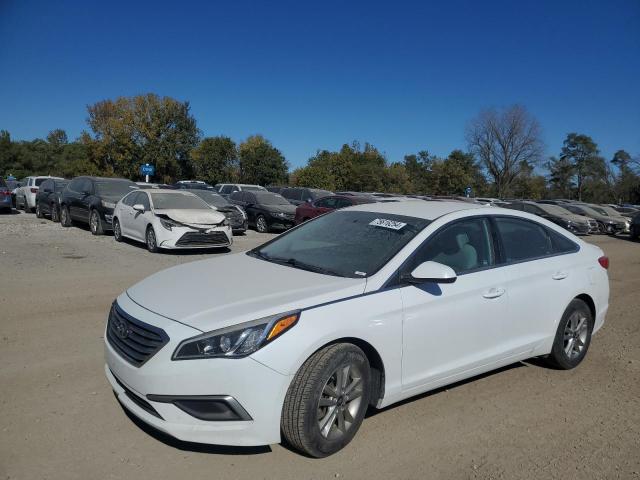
[306,198,313,203]
[133,204,145,213]
[402,261,457,284]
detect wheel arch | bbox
[308,336,386,407]
[574,293,596,319]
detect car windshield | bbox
[254,192,290,205]
[573,205,602,217]
[95,180,137,197]
[151,193,210,210]
[537,203,570,216]
[588,205,610,216]
[189,190,231,207]
[310,190,333,200]
[242,185,265,191]
[249,210,431,278]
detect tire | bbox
[545,299,594,370]
[630,228,638,241]
[146,226,159,253]
[89,209,104,235]
[113,218,123,242]
[281,343,370,458]
[50,204,60,223]
[35,202,43,218]
[60,205,72,227]
[256,214,269,233]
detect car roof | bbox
[347,199,485,220]
[147,189,196,195]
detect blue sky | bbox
[1,0,638,169]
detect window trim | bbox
[384,213,581,289]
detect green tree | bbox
[611,150,640,203]
[85,94,199,182]
[191,136,238,184]
[546,156,574,198]
[403,151,436,193]
[466,105,543,197]
[238,135,288,185]
[559,133,599,201]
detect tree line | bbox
[1,94,638,203]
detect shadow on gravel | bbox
[365,362,527,419]
[118,401,272,455]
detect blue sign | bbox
[464,186,472,198]
[140,163,155,176]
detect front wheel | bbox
[281,343,370,458]
[113,218,123,242]
[50,204,60,223]
[545,299,594,370]
[35,203,43,218]
[60,205,72,227]
[89,209,104,235]
[146,226,159,253]
[256,214,269,233]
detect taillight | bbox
[598,256,609,270]
[1,190,10,196]
[30,188,38,193]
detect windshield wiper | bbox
[268,256,344,277]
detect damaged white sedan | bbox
[113,189,232,252]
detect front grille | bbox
[107,304,169,367]
[112,370,163,419]
[176,231,230,247]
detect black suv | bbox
[229,190,296,232]
[60,176,138,234]
[280,187,333,206]
[35,178,69,221]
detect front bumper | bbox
[267,214,295,230]
[104,294,291,446]
[157,225,233,249]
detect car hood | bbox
[126,253,366,332]
[154,208,226,225]
[263,204,297,214]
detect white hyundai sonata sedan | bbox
[104,200,609,457]
[112,189,232,252]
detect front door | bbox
[400,216,512,392]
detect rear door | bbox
[492,216,579,352]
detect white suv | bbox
[15,176,63,212]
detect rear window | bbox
[34,178,49,187]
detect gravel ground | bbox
[1,210,639,480]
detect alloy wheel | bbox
[257,216,268,233]
[147,228,157,251]
[563,311,588,359]
[90,211,98,233]
[51,205,59,222]
[317,362,365,440]
[113,219,122,241]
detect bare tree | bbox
[466,105,543,197]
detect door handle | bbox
[552,272,568,280]
[482,287,505,299]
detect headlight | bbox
[173,311,300,360]
[276,212,286,218]
[101,200,116,209]
[159,217,179,230]
[221,218,229,227]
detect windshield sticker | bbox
[369,218,407,230]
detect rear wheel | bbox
[545,299,593,370]
[89,209,104,235]
[35,202,43,218]
[281,343,370,457]
[146,226,159,253]
[113,218,123,242]
[60,205,72,227]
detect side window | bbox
[139,193,150,210]
[231,185,240,193]
[122,192,137,206]
[68,178,82,192]
[78,179,92,194]
[410,218,495,274]
[548,229,579,254]
[40,180,52,192]
[229,191,242,202]
[495,217,552,263]
[523,204,541,215]
[281,188,294,200]
[316,197,337,208]
[221,185,231,194]
[335,198,353,209]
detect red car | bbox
[294,195,375,224]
